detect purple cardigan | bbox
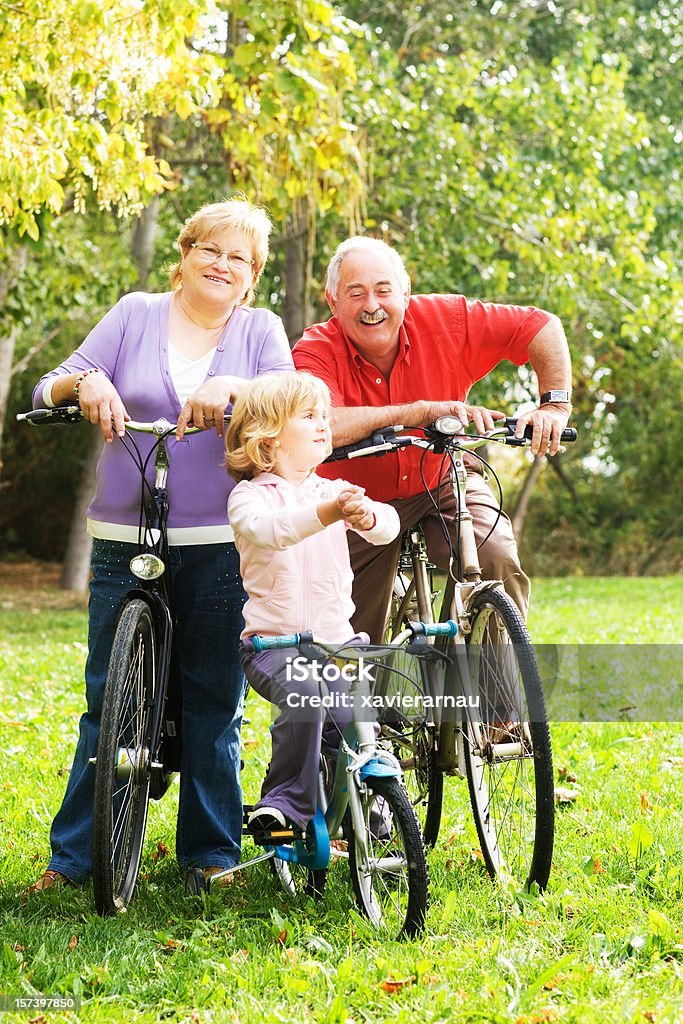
[33,291,294,535]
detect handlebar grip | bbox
[325,426,402,463]
[16,406,83,425]
[251,633,302,652]
[503,418,577,443]
[410,620,458,638]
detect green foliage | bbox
[2,1,682,571]
[0,0,220,236]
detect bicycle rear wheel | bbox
[93,598,157,915]
[344,775,428,938]
[463,587,554,890]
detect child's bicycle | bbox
[326,415,577,891]
[185,630,441,938]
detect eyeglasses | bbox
[190,243,255,269]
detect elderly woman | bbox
[26,197,293,895]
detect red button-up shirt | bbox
[293,293,550,502]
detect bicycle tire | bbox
[270,857,327,899]
[93,598,157,915]
[344,775,428,938]
[463,587,554,890]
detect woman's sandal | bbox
[21,869,71,904]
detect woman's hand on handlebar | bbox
[176,375,246,439]
[513,403,571,457]
[422,400,505,434]
[77,373,129,443]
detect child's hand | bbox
[338,486,375,531]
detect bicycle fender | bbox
[359,758,401,780]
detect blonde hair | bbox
[226,372,332,482]
[169,195,273,306]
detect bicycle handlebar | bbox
[502,418,578,445]
[250,620,458,652]
[16,406,207,435]
[326,417,577,462]
[251,633,304,652]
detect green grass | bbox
[1,577,683,1023]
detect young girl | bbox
[226,372,400,835]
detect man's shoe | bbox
[22,869,71,905]
[202,866,235,888]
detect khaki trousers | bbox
[348,469,530,643]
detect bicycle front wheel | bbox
[345,775,428,938]
[463,587,554,890]
[93,599,157,915]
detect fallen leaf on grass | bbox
[640,791,653,812]
[68,934,78,952]
[558,766,579,783]
[275,929,287,946]
[643,1012,658,1022]
[28,1016,47,1024]
[380,975,415,993]
[153,841,170,862]
[543,972,568,990]
[555,787,580,803]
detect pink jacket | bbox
[228,472,400,642]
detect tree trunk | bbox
[131,197,160,288]
[59,202,161,590]
[282,201,314,345]
[282,225,307,344]
[510,455,545,541]
[59,433,103,591]
[0,245,28,481]
[0,327,17,481]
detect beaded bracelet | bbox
[73,367,103,398]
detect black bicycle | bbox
[18,404,199,915]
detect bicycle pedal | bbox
[248,827,302,846]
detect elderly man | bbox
[292,236,572,642]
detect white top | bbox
[167,339,217,406]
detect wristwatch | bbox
[540,390,571,405]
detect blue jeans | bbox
[48,539,246,881]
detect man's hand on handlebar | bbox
[77,374,129,443]
[421,400,505,434]
[513,403,571,458]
